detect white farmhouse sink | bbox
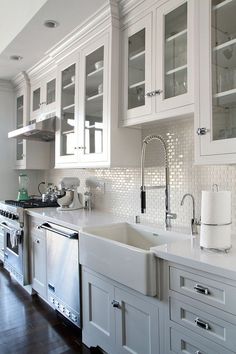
[80,222,189,296]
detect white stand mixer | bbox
[57,177,83,211]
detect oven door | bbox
[2,222,23,275]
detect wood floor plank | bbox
[0,264,93,354]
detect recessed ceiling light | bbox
[44,20,59,28]
[10,55,23,61]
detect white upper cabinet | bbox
[55,52,79,166]
[196,0,236,164]
[13,74,51,170]
[121,0,195,126]
[78,35,108,165]
[31,70,56,121]
[55,25,140,169]
[123,13,153,120]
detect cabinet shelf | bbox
[213,0,233,11]
[213,88,236,106]
[87,67,103,78]
[63,82,75,91]
[166,64,187,76]
[166,29,187,42]
[62,129,74,135]
[87,93,103,102]
[17,105,23,111]
[62,103,75,113]
[129,80,145,89]
[212,0,236,37]
[129,50,145,62]
[212,38,236,68]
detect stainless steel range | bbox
[0,199,58,285]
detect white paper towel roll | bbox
[201,190,231,225]
[200,224,231,250]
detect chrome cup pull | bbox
[111,300,120,309]
[194,284,210,295]
[194,317,210,330]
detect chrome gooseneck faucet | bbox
[141,134,177,229]
[180,193,199,235]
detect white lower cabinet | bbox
[29,217,47,299]
[166,262,236,354]
[82,268,160,354]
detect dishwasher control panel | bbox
[49,295,80,327]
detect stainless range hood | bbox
[8,114,56,142]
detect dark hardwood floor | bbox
[0,264,95,354]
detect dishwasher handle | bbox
[38,222,78,239]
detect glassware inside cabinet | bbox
[85,46,104,154]
[211,0,236,140]
[164,2,187,99]
[60,64,76,156]
[128,29,146,109]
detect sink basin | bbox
[80,222,189,296]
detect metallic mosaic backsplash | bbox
[45,119,236,233]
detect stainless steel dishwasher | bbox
[39,222,80,327]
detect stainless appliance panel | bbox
[43,223,80,327]
[0,225,4,262]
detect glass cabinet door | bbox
[46,78,56,111]
[84,46,104,156]
[156,0,193,112]
[32,87,41,116]
[60,63,76,157]
[164,3,187,99]
[16,95,24,161]
[128,29,146,110]
[123,14,152,120]
[211,0,236,142]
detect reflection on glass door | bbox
[60,64,76,156]
[164,3,187,99]
[128,29,146,109]
[84,46,104,155]
[212,0,236,141]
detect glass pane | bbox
[128,29,145,109]
[16,95,23,128]
[211,0,236,140]
[164,3,187,99]
[85,46,104,154]
[16,138,23,160]
[46,79,56,105]
[60,64,76,156]
[33,88,40,111]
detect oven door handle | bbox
[38,223,78,239]
[0,222,13,232]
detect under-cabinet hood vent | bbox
[8,114,56,142]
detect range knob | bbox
[12,214,18,220]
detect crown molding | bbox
[24,0,119,79]
[0,79,13,92]
[118,0,145,17]
[11,71,30,89]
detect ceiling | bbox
[0,0,107,80]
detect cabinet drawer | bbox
[170,297,236,352]
[170,266,236,315]
[170,326,233,354]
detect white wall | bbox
[44,118,236,233]
[0,80,18,199]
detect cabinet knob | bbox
[35,239,40,244]
[111,300,120,309]
[197,127,208,136]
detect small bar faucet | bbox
[180,193,199,235]
[140,134,177,229]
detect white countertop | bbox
[27,208,126,231]
[152,236,236,281]
[27,207,236,281]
